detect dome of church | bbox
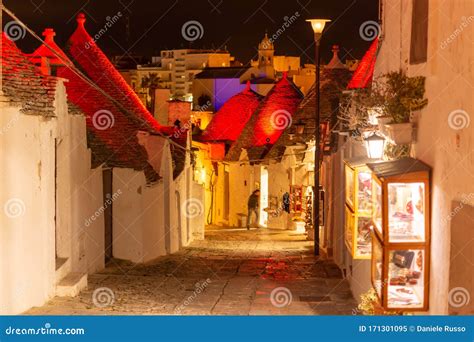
[258,33,274,50]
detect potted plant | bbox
[379,71,428,144]
[343,71,428,146]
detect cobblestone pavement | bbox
[26,226,357,315]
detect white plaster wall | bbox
[191,181,205,240]
[169,135,196,251]
[210,163,227,225]
[112,168,166,263]
[0,106,56,314]
[172,168,202,248]
[0,79,106,313]
[112,140,176,263]
[349,260,372,304]
[54,81,105,276]
[171,172,186,252]
[376,0,474,314]
[82,167,105,274]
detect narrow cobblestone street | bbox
[27,227,356,315]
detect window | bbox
[410,0,429,64]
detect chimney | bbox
[326,45,346,70]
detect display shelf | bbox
[344,157,380,259]
[290,185,303,213]
[368,157,431,312]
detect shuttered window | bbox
[410,0,429,64]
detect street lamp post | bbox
[307,19,330,256]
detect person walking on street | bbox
[246,190,260,230]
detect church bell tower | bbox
[257,33,275,79]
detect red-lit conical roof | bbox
[251,74,303,146]
[1,33,57,116]
[28,27,157,179]
[29,28,72,66]
[226,74,303,161]
[58,64,153,172]
[201,81,263,142]
[347,37,379,89]
[66,13,160,132]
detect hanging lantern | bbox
[295,119,306,135]
[364,132,385,159]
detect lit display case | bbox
[344,157,379,259]
[290,185,303,213]
[368,157,431,311]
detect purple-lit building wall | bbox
[193,77,274,111]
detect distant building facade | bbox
[119,49,233,106]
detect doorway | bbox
[175,190,183,248]
[224,170,230,221]
[259,167,268,227]
[103,168,113,263]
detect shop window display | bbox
[388,182,425,242]
[344,157,380,259]
[290,185,303,213]
[368,157,431,311]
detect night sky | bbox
[4,0,379,64]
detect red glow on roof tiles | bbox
[29,28,72,66]
[27,26,154,172]
[201,81,263,142]
[58,64,151,169]
[1,33,57,116]
[251,74,303,146]
[66,13,161,132]
[347,37,378,89]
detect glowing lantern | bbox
[364,132,385,159]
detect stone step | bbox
[56,272,87,297]
[55,257,71,285]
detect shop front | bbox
[343,156,431,313]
